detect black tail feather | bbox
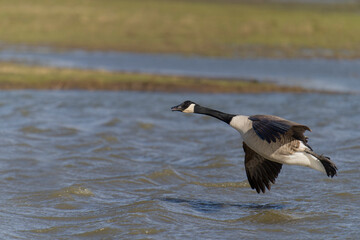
[305,149,337,177]
[319,155,338,177]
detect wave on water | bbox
[50,185,94,199]
[158,197,285,213]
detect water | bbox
[0,90,359,239]
[1,46,360,92]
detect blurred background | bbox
[0,0,360,91]
[0,0,359,239]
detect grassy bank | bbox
[0,0,360,58]
[0,63,310,93]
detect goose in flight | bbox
[171,100,337,193]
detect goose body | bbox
[171,100,337,193]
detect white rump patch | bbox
[285,151,326,173]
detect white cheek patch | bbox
[183,103,195,113]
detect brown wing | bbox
[243,142,282,193]
[249,115,311,144]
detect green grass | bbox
[0,62,309,93]
[0,0,359,57]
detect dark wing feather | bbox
[249,115,311,144]
[243,142,282,193]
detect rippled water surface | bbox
[0,91,359,239]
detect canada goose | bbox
[171,100,337,193]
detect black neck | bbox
[194,105,235,124]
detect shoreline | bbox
[2,43,359,61]
[0,63,338,94]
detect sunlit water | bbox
[0,91,359,239]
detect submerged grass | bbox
[0,0,359,58]
[0,62,308,93]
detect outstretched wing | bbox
[249,115,311,144]
[243,142,282,193]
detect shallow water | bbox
[1,46,360,92]
[0,90,359,239]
